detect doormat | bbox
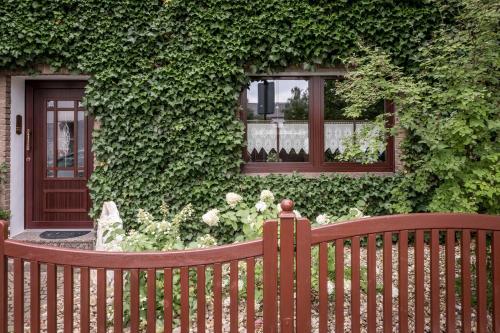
[39,231,90,240]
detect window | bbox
[241,76,394,173]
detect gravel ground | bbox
[6,242,492,332]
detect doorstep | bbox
[11,230,96,250]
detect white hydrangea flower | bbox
[316,214,328,225]
[260,190,274,202]
[202,209,219,226]
[255,201,267,212]
[293,210,301,218]
[327,281,335,295]
[225,192,243,207]
[276,203,282,213]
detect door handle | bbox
[26,129,31,152]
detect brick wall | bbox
[0,74,11,210]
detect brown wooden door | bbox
[25,81,93,228]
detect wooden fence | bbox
[1,199,499,332]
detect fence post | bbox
[279,199,295,333]
[0,220,8,333]
[263,212,279,333]
[296,216,311,332]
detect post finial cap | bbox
[280,199,294,212]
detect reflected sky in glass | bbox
[247,80,308,103]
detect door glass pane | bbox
[47,100,55,108]
[77,111,85,170]
[57,100,75,108]
[246,79,309,162]
[47,111,54,175]
[57,111,75,168]
[57,170,74,178]
[324,79,386,162]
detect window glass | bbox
[324,79,386,162]
[56,111,75,168]
[46,111,54,176]
[246,79,309,162]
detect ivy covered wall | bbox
[0,0,459,240]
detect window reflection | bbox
[323,79,386,162]
[245,79,309,162]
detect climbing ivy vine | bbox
[3,0,484,240]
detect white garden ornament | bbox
[95,201,124,251]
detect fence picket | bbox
[246,258,255,333]
[30,261,40,333]
[263,220,278,333]
[197,265,206,333]
[164,268,173,333]
[493,231,500,333]
[46,263,57,333]
[446,230,456,332]
[96,268,106,333]
[476,230,487,333]
[130,269,140,333]
[398,230,409,333]
[351,236,361,333]
[63,265,73,333]
[383,232,392,333]
[114,269,123,332]
[318,242,328,333]
[80,267,90,333]
[461,230,472,333]
[367,234,376,332]
[213,263,223,333]
[430,229,440,332]
[180,266,189,333]
[13,257,24,333]
[147,268,156,333]
[230,260,239,332]
[415,230,425,333]
[335,239,344,332]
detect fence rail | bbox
[1,200,500,332]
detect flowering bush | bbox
[201,189,301,241]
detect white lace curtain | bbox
[247,121,383,154]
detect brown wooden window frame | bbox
[240,76,395,173]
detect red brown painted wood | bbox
[461,230,472,333]
[113,269,123,332]
[147,268,156,333]
[398,230,409,333]
[351,236,361,333]
[80,267,90,333]
[25,81,93,229]
[296,218,311,332]
[0,211,499,333]
[279,208,295,333]
[30,261,40,333]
